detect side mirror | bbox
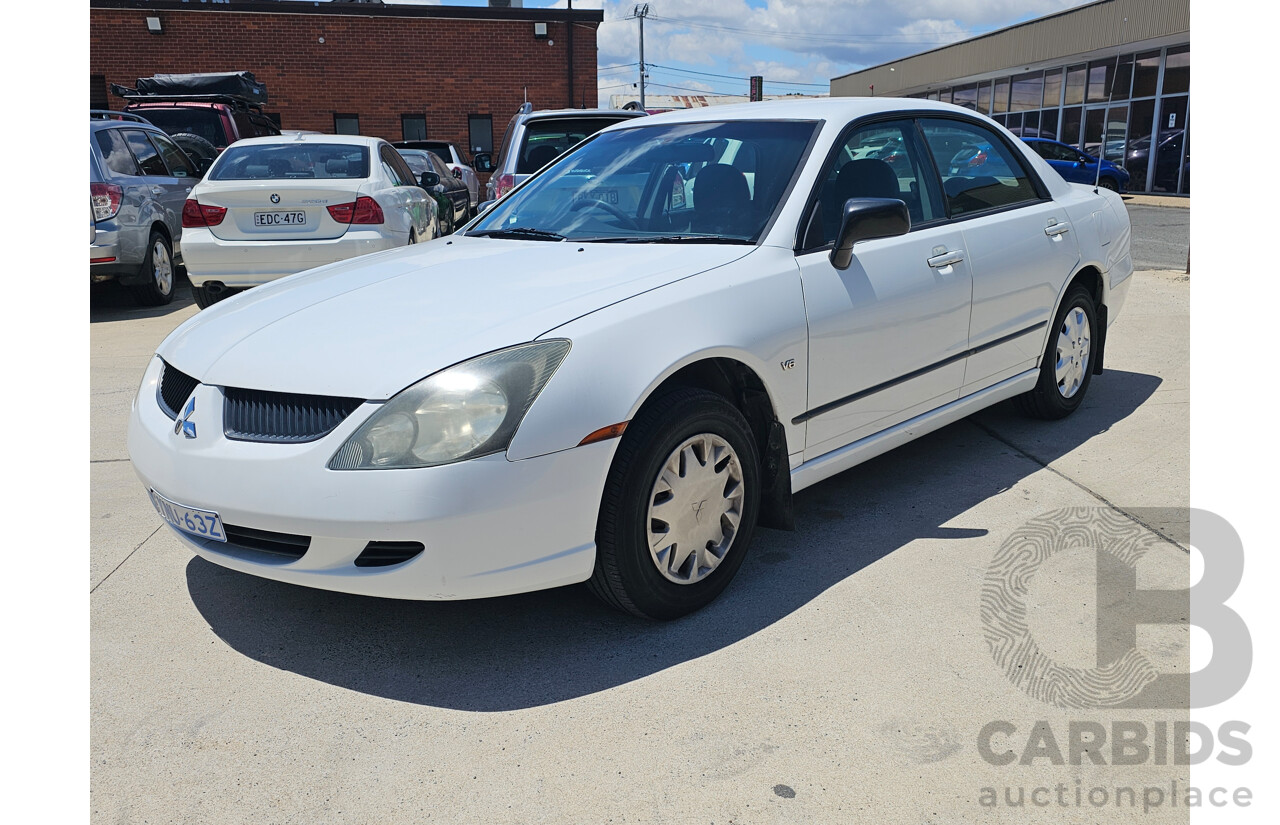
[830,198,910,270]
[475,199,496,215]
[419,171,440,188]
[472,152,494,173]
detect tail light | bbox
[967,150,988,168]
[327,197,384,225]
[182,199,226,227]
[90,183,123,221]
[451,168,463,180]
[494,173,516,198]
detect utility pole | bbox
[634,4,649,112]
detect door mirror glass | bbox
[472,152,494,173]
[419,171,440,188]
[830,198,910,270]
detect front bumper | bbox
[126,357,614,600]
[181,227,401,288]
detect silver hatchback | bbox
[90,111,197,305]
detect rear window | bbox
[209,144,372,181]
[94,129,140,177]
[517,117,630,174]
[132,108,229,147]
[413,141,453,159]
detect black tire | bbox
[1097,176,1119,192]
[130,230,176,306]
[588,388,761,620]
[1015,285,1098,420]
[171,133,218,175]
[192,283,238,310]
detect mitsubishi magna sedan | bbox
[129,98,1132,620]
[180,134,439,309]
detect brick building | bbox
[90,0,602,159]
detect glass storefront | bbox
[911,43,1189,194]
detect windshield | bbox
[134,108,228,147]
[208,144,371,181]
[470,119,818,243]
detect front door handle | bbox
[927,250,964,268]
[150,185,164,195]
[1045,221,1071,237]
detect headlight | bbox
[328,340,571,470]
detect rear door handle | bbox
[927,250,964,268]
[1045,222,1071,236]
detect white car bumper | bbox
[181,226,402,288]
[126,357,613,600]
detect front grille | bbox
[223,387,364,443]
[222,524,311,560]
[354,541,426,568]
[157,361,199,419]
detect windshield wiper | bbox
[468,227,566,241]
[580,235,754,245]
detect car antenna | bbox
[1094,16,1127,193]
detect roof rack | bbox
[90,109,152,123]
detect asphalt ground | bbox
[90,213,1191,823]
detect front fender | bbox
[506,246,809,462]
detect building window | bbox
[977,81,992,114]
[468,114,494,156]
[1064,64,1086,106]
[334,114,360,135]
[1043,68,1063,109]
[1011,71,1043,111]
[402,114,427,141]
[91,74,109,110]
[1132,50,1161,98]
[1162,45,1190,95]
[992,77,1010,114]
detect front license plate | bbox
[254,211,306,227]
[149,490,226,543]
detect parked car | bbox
[393,140,481,210]
[113,72,281,174]
[395,148,470,235]
[90,110,198,305]
[478,104,648,202]
[1126,130,1188,193]
[180,134,438,309]
[1023,137,1130,192]
[128,98,1132,619]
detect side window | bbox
[805,120,940,249]
[379,145,413,186]
[1036,141,1077,162]
[429,153,452,179]
[94,129,141,177]
[122,129,168,177]
[149,132,196,178]
[919,118,1041,217]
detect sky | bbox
[360,0,1097,105]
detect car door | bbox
[379,144,429,239]
[147,131,199,248]
[795,118,973,460]
[919,119,1081,395]
[1034,140,1092,184]
[121,129,186,235]
[430,152,468,223]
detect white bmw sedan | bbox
[180,134,438,309]
[129,98,1132,619]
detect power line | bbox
[647,62,828,88]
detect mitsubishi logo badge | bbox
[174,396,197,439]
[270,193,281,204]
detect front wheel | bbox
[1015,285,1098,419]
[588,389,760,619]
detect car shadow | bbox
[186,369,1165,711]
[90,277,195,322]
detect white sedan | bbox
[180,134,438,309]
[128,98,1132,619]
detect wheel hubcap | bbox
[646,434,744,585]
[152,241,173,295]
[1054,306,1091,398]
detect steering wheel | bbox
[570,197,639,231]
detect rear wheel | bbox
[1097,176,1119,192]
[588,389,760,619]
[1015,285,1097,419]
[129,231,176,306]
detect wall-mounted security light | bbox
[533,22,548,39]
[146,16,162,35]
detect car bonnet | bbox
[158,239,754,400]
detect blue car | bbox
[1022,137,1130,193]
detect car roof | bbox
[597,97,984,130]
[222,134,385,148]
[522,108,647,121]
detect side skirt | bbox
[790,369,1039,494]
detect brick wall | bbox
[90,6,599,157]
